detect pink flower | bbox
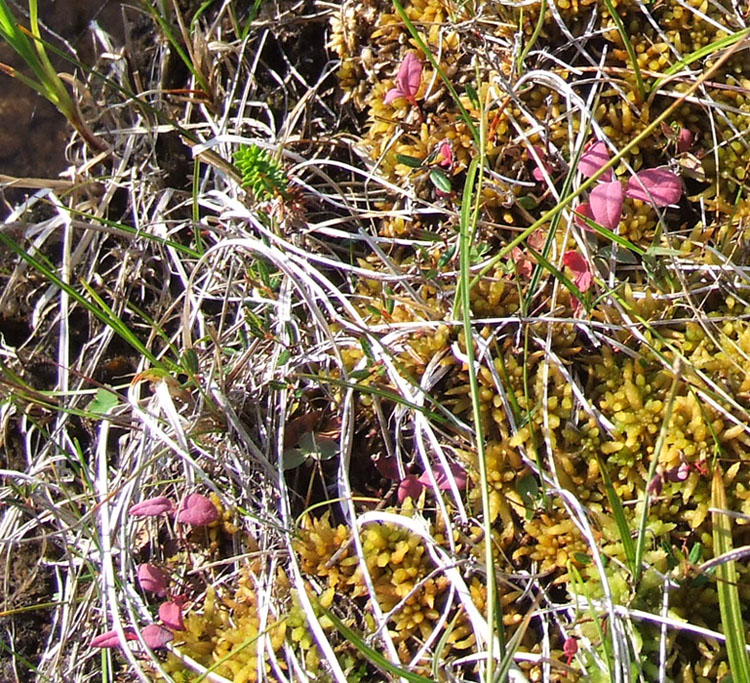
[159,601,185,631]
[664,462,690,483]
[142,624,173,649]
[176,493,219,526]
[90,628,137,649]
[128,496,175,517]
[137,563,168,596]
[384,53,422,105]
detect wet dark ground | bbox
[0,0,124,210]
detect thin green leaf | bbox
[320,606,434,683]
[395,153,424,168]
[601,0,646,103]
[429,167,452,193]
[712,467,750,681]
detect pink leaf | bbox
[159,601,185,631]
[438,141,453,168]
[128,496,175,517]
[530,145,552,182]
[562,251,593,293]
[677,128,693,154]
[573,202,595,232]
[384,87,405,104]
[398,474,424,502]
[142,624,173,649]
[589,180,624,230]
[90,628,137,649]
[397,52,422,100]
[625,167,682,206]
[176,493,219,526]
[418,462,467,490]
[137,563,168,597]
[579,141,612,182]
[384,53,423,104]
[375,455,400,480]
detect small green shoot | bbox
[234,144,290,200]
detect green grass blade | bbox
[321,606,434,683]
[594,451,636,574]
[712,467,750,681]
[601,0,646,103]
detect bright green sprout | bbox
[234,144,289,201]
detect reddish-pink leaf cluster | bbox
[573,140,683,231]
[93,491,218,652]
[384,53,422,105]
[128,493,218,527]
[90,624,173,650]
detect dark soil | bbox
[0,0,124,212]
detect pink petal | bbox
[128,496,175,517]
[418,462,467,490]
[398,475,424,502]
[573,202,595,231]
[137,563,168,597]
[142,624,173,649]
[90,628,137,649]
[159,601,185,631]
[384,87,405,104]
[677,128,693,154]
[396,52,422,100]
[562,251,593,293]
[626,167,682,206]
[176,493,219,527]
[579,141,612,181]
[589,180,624,230]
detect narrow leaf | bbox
[395,153,424,168]
[712,466,750,682]
[429,168,452,193]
